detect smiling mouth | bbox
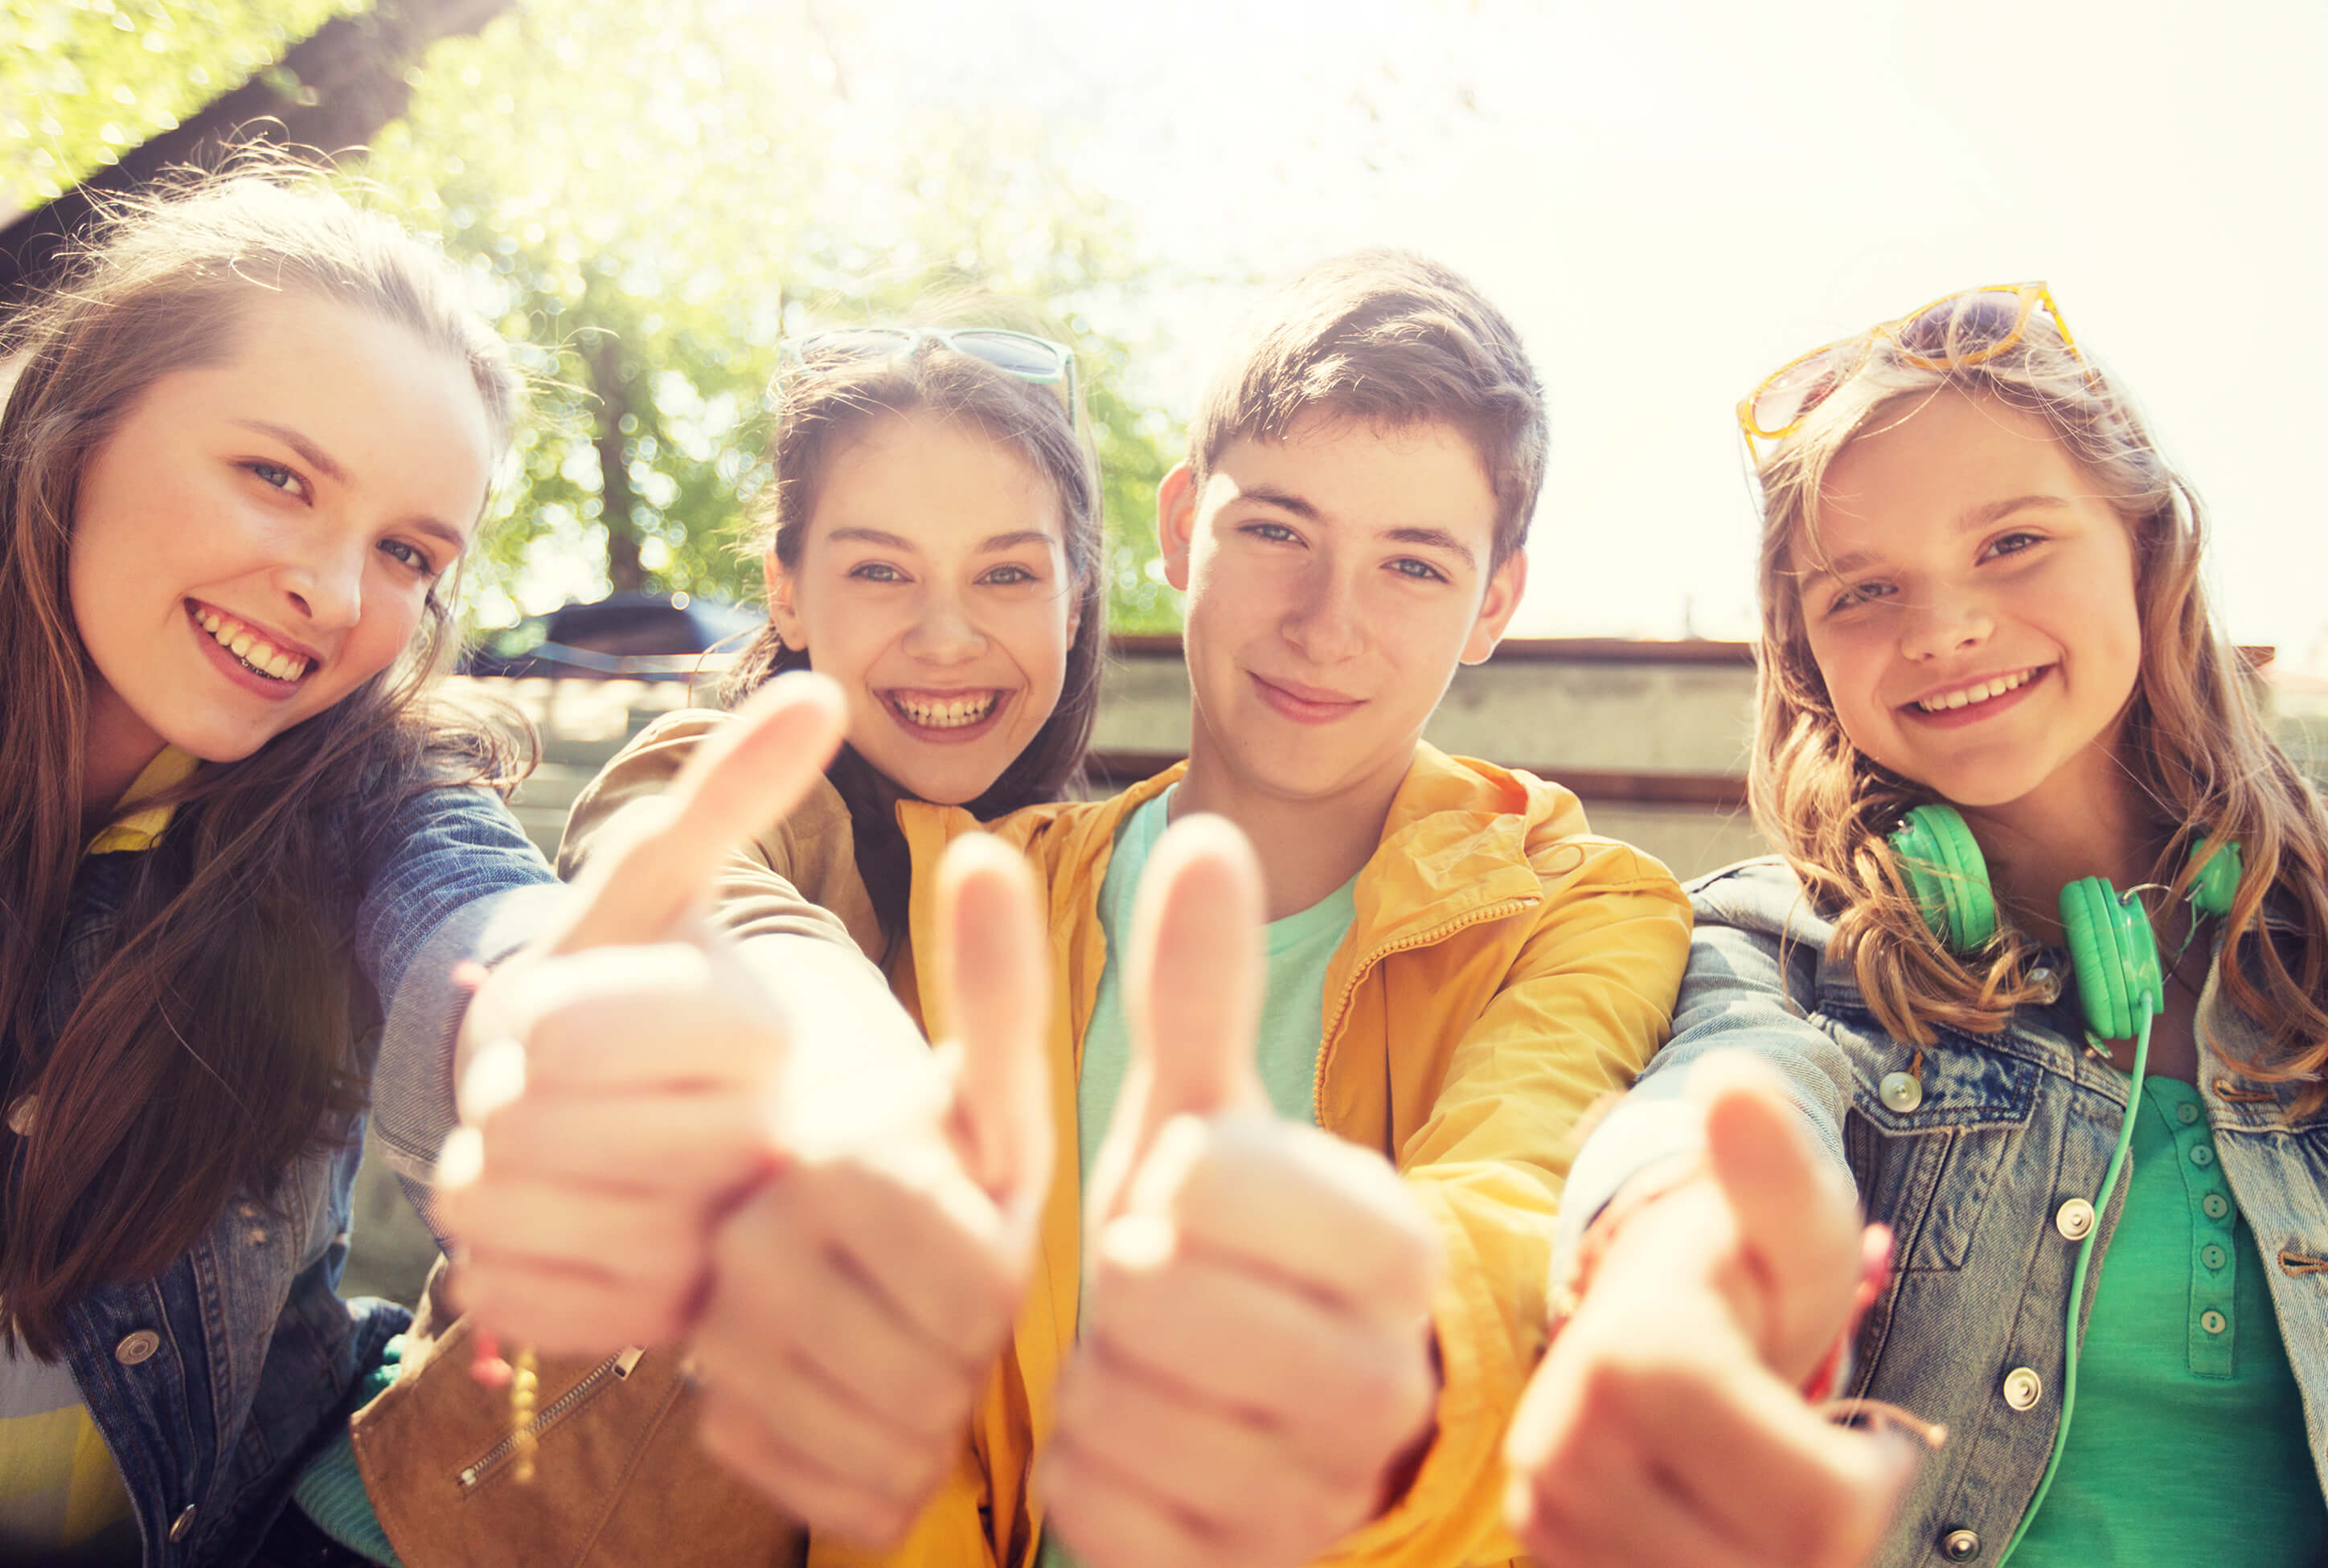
[189,602,311,684]
[887,690,1002,730]
[1910,666,2043,714]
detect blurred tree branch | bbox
[0,0,513,310]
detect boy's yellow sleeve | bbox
[1325,844,1692,1567]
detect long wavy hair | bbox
[722,337,1105,939]
[0,166,527,1354]
[1750,297,2328,1111]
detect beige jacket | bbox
[352,710,890,1567]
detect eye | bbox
[378,538,437,576]
[1240,520,1301,545]
[848,562,908,583]
[1387,557,1449,583]
[981,563,1039,586]
[1986,530,2044,559]
[1827,579,1894,615]
[244,460,309,500]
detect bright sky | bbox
[838,0,2328,659]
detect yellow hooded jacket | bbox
[817,745,1691,1568]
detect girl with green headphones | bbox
[1502,285,2328,1568]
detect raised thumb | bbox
[1694,1052,1864,1381]
[1087,813,1268,1221]
[553,670,846,952]
[935,833,1055,1231]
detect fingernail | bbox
[1096,1212,1177,1272]
[463,1039,528,1120]
[436,1125,486,1191]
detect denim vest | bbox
[1570,858,2328,1568]
[25,782,558,1567]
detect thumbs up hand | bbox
[1043,817,1445,1568]
[1502,1056,1920,1568]
[683,829,1055,1546]
[434,673,864,1353]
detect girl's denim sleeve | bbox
[1560,866,1855,1247]
[353,782,568,1232]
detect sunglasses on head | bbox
[1737,282,2085,461]
[775,326,1079,416]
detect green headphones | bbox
[1889,803,2242,1041]
[1886,802,2242,1566]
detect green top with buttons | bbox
[2011,1075,2326,1563]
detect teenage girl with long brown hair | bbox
[309,326,1108,1566]
[1504,286,2328,1567]
[0,169,562,1566]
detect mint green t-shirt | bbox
[1072,786,1359,1184]
[1039,787,1359,1568]
[2012,1074,2326,1563]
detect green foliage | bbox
[3,0,1187,634]
[0,0,359,208]
[361,0,1185,633]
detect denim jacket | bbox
[33,781,560,1568]
[1566,857,2328,1568]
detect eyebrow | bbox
[826,526,1059,553]
[1798,495,2072,586]
[1236,485,1321,521]
[233,420,348,485]
[1382,526,1477,571]
[234,418,469,556]
[1238,488,1478,568]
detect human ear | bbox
[1155,462,1198,593]
[764,551,805,653]
[1460,549,1528,665]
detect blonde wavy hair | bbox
[1750,299,2328,1110]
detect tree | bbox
[0,0,512,309]
[3,0,1187,633]
[361,0,1183,630]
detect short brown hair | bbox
[1188,250,1546,567]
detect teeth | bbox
[893,692,998,729]
[191,607,308,682]
[1918,669,2033,713]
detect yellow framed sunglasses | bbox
[1736,281,2084,461]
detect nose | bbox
[901,587,986,665]
[1280,563,1365,665]
[276,535,365,633]
[1898,583,1993,662]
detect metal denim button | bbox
[2202,1309,2228,1335]
[2002,1366,2043,1410]
[2189,1144,2215,1168]
[2176,1101,2200,1125]
[113,1330,160,1366]
[168,1505,195,1542]
[5,1094,35,1136]
[2054,1197,2096,1240]
[2201,1243,2227,1270]
[1942,1527,1982,1560]
[1879,1071,1924,1113]
[2203,1193,2230,1220]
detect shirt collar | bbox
[86,747,200,856]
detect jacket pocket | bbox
[456,1346,646,1492]
[1842,1042,2037,1273]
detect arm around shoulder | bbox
[1560,860,1854,1257]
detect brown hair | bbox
[1750,298,2328,1112]
[722,336,1105,935]
[0,164,526,1353]
[1188,249,1547,567]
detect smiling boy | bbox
[790,251,1695,1568]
